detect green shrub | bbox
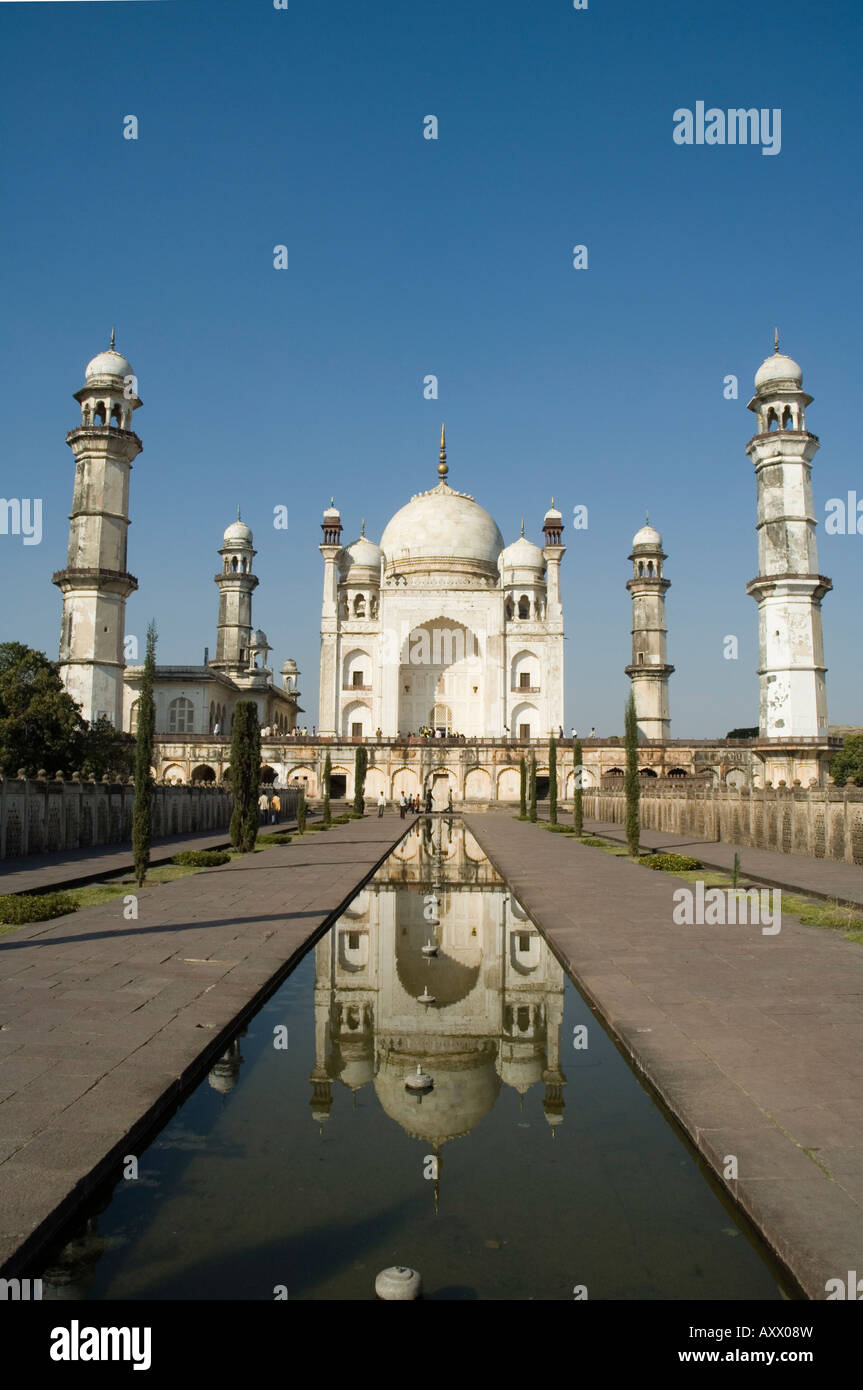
[581,836,612,848]
[637,852,702,872]
[172,850,231,867]
[332,813,353,824]
[257,832,292,847]
[543,823,574,833]
[0,892,79,924]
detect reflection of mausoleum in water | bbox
[309,821,566,1160]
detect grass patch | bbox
[782,894,863,935]
[172,850,231,868]
[0,891,79,926]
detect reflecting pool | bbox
[37,819,793,1300]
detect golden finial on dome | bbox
[520,518,525,536]
[774,326,779,354]
[438,423,448,479]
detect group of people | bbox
[258,790,282,825]
[376,788,454,818]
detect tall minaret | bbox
[541,501,566,734]
[318,500,343,737]
[745,339,831,737]
[211,512,258,676]
[625,520,673,740]
[53,336,142,727]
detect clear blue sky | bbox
[1,0,861,735]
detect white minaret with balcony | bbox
[212,513,258,678]
[53,335,142,727]
[625,520,673,740]
[745,341,831,738]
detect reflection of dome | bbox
[754,350,802,393]
[632,524,662,548]
[499,1051,544,1094]
[85,347,132,380]
[339,1055,375,1091]
[375,1042,500,1143]
[380,482,504,571]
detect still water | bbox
[39,819,791,1300]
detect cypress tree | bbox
[519,756,527,817]
[229,701,261,852]
[296,786,306,834]
[322,751,332,826]
[353,745,368,814]
[529,754,537,822]
[624,690,640,856]
[573,737,584,836]
[548,735,558,824]
[132,621,157,888]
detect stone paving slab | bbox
[465,813,863,1300]
[0,814,407,1274]
[584,816,863,908]
[0,828,242,896]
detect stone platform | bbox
[465,814,863,1300]
[0,814,407,1274]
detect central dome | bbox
[380,481,504,571]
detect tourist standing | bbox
[377,791,386,818]
[399,792,407,819]
[271,791,281,825]
[258,790,269,825]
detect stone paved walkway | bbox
[583,816,863,908]
[0,828,241,896]
[465,814,863,1300]
[0,814,407,1274]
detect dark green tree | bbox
[79,716,136,781]
[229,701,261,852]
[624,690,640,856]
[548,735,558,824]
[132,623,157,887]
[0,642,83,776]
[322,751,332,826]
[296,786,306,834]
[519,756,527,817]
[573,737,584,836]
[353,745,368,813]
[529,754,537,823]
[726,727,759,740]
[830,734,863,787]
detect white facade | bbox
[318,434,566,739]
[746,347,831,738]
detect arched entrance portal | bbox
[398,618,483,736]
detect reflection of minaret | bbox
[208,1038,244,1096]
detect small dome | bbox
[754,351,803,393]
[323,502,341,518]
[340,535,382,574]
[250,629,270,649]
[544,503,562,521]
[281,657,298,672]
[500,535,545,571]
[85,347,133,381]
[632,523,662,548]
[223,520,253,544]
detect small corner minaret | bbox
[745,339,831,738]
[319,499,343,737]
[53,335,142,727]
[625,518,674,740]
[212,510,258,676]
